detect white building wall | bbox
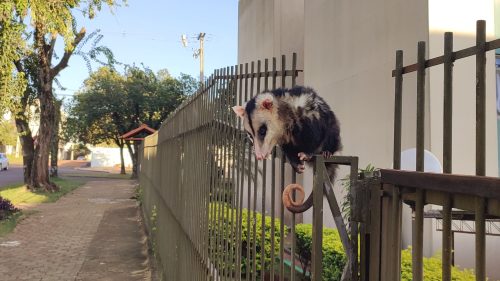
[238,0,304,68]
[90,147,132,168]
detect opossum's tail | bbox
[282,162,338,214]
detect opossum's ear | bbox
[261,99,273,110]
[232,105,246,118]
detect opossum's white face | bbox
[232,93,284,160]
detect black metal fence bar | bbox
[476,197,486,281]
[443,32,453,174]
[250,61,257,281]
[385,19,499,281]
[391,24,500,76]
[311,156,324,281]
[416,41,426,173]
[393,50,403,170]
[476,20,486,176]
[442,195,452,281]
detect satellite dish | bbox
[399,148,442,173]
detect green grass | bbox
[0,211,23,237]
[0,210,38,237]
[0,177,84,205]
[0,178,83,236]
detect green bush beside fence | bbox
[208,203,286,277]
[295,224,475,281]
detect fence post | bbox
[311,157,324,281]
[393,50,403,170]
[443,32,454,174]
[475,20,486,176]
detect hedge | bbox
[0,196,19,220]
[295,224,475,281]
[208,203,286,277]
[295,224,346,281]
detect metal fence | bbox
[139,54,361,281]
[365,20,500,281]
[140,20,500,281]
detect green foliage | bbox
[0,196,19,220]
[149,205,158,258]
[208,203,286,278]
[400,248,475,281]
[0,177,83,205]
[64,67,124,145]
[295,224,346,281]
[340,164,377,224]
[0,120,17,145]
[295,224,475,281]
[0,210,23,237]
[65,66,197,146]
[0,1,27,111]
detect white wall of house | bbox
[238,0,304,69]
[90,147,132,168]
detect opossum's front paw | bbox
[322,151,334,158]
[298,152,312,162]
[295,163,306,174]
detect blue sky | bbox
[56,0,238,97]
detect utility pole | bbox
[181,32,206,84]
[197,32,206,83]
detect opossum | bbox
[232,86,341,212]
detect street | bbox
[0,165,24,187]
[0,161,121,189]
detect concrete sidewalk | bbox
[0,179,151,281]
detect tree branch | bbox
[47,34,57,63]
[50,28,86,78]
[13,60,24,73]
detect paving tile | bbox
[0,179,150,281]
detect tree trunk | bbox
[31,87,56,191]
[115,139,126,175]
[50,100,61,177]
[14,117,34,184]
[30,68,57,191]
[125,140,138,179]
[30,25,59,191]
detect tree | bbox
[50,99,62,177]
[0,0,120,191]
[120,66,197,178]
[0,120,18,146]
[66,66,198,178]
[65,67,129,174]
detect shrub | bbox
[295,224,346,281]
[295,224,475,281]
[400,248,475,281]
[0,196,19,220]
[208,202,286,278]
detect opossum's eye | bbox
[258,125,267,138]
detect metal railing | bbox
[140,53,363,281]
[366,20,500,281]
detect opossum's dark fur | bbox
[232,86,341,213]
[234,86,341,181]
